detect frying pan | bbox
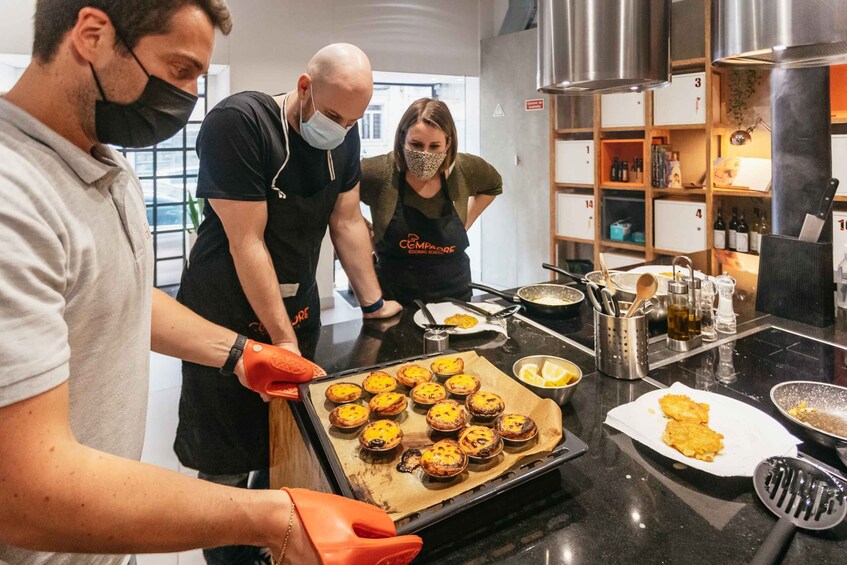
[542,262,592,285]
[770,381,847,468]
[468,282,584,318]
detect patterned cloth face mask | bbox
[403,147,447,181]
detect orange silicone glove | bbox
[242,340,326,400]
[282,488,422,564]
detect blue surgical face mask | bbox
[299,85,351,150]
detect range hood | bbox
[537,0,671,95]
[713,0,847,67]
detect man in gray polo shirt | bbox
[0,2,421,565]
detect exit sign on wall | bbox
[525,98,545,111]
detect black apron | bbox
[375,175,472,305]
[175,94,340,475]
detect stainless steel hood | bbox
[537,0,671,95]
[713,0,847,67]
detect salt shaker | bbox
[715,272,737,335]
[700,279,717,342]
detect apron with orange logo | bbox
[375,176,471,305]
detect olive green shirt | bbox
[360,152,503,242]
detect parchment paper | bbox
[308,350,563,520]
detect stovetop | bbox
[486,286,667,350]
[649,327,847,469]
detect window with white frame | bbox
[361,104,384,140]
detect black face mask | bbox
[91,41,198,148]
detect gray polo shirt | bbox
[0,98,152,565]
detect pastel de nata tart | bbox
[411,382,448,405]
[494,413,538,442]
[362,371,398,395]
[395,364,433,388]
[324,382,363,404]
[444,374,481,396]
[420,439,468,479]
[426,400,468,432]
[358,420,403,452]
[368,392,408,417]
[458,425,504,460]
[465,391,505,419]
[431,357,464,378]
[328,403,370,429]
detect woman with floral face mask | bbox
[361,98,503,305]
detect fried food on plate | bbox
[444,313,478,329]
[661,420,724,462]
[658,394,710,424]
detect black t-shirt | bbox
[195,91,360,203]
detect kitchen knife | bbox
[798,178,840,242]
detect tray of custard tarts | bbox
[298,350,589,535]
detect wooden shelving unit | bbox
[548,0,784,276]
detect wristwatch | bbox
[220,334,248,376]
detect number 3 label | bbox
[694,77,702,88]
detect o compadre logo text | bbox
[399,233,455,255]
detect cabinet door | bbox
[555,140,594,185]
[557,193,595,240]
[654,200,706,252]
[833,211,847,275]
[601,92,645,128]
[833,135,847,196]
[653,72,706,126]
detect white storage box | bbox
[601,92,645,128]
[603,251,646,269]
[556,193,595,240]
[833,135,847,196]
[653,200,707,252]
[653,72,706,126]
[555,140,594,185]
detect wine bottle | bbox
[728,207,739,251]
[714,207,727,250]
[621,160,629,182]
[750,207,761,255]
[611,157,620,182]
[736,212,749,253]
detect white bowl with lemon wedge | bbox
[512,356,583,406]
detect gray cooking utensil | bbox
[586,282,605,314]
[798,178,839,242]
[443,297,521,321]
[600,287,620,317]
[414,299,457,332]
[749,455,846,565]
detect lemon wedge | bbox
[518,363,544,386]
[541,360,572,386]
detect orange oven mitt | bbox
[242,340,326,401]
[282,488,422,564]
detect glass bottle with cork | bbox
[736,212,749,253]
[750,207,761,255]
[713,207,726,250]
[728,207,739,251]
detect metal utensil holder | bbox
[594,309,649,380]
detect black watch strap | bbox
[219,334,248,376]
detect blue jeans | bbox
[197,469,271,564]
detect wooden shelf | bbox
[672,57,707,71]
[600,126,646,133]
[652,188,707,196]
[652,123,707,131]
[554,235,595,245]
[554,182,594,190]
[554,127,594,134]
[834,195,847,202]
[600,239,646,252]
[712,187,772,198]
[653,247,703,256]
[601,182,645,191]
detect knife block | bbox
[756,234,834,327]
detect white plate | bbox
[604,382,800,477]
[413,302,507,335]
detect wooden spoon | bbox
[625,273,658,318]
[599,252,615,293]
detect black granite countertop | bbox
[305,299,847,564]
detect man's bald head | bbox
[295,43,373,129]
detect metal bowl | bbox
[512,355,583,406]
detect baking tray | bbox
[297,351,589,535]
